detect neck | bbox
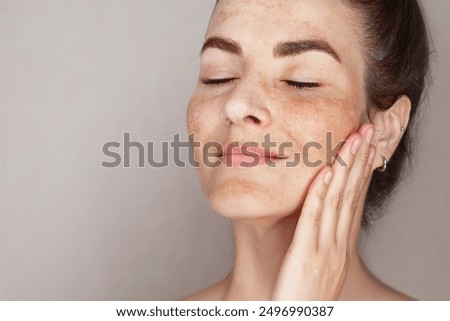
[220,211,368,301]
[223,214,298,300]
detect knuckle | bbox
[344,188,360,211]
[309,209,322,226]
[359,150,370,164]
[329,193,343,212]
[314,186,326,200]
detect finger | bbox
[318,133,361,247]
[291,166,333,254]
[336,125,375,242]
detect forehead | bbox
[208,0,363,65]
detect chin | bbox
[206,178,302,221]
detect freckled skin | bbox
[187,0,367,220]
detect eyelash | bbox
[201,78,237,85]
[284,80,320,89]
[201,78,320,89]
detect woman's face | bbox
[187,0,368,220]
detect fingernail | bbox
[324,169,333,185]
[351,138,362,156]
[365,127,375,145]
[368,146,376,164]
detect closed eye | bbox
[201,78,237,85]
[284,80,320,89]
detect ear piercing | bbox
[377,156,388,172]
[376,128,404,172]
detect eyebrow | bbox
[201,37,242,56]
[201,36,341,63]
[273,40,341,63]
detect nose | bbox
[219,81,272,128]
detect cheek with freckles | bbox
[268,94,364,208]
[187,91,223,163]
[187,91,235,202]
[273,90,363,154]
[187,92,211,135]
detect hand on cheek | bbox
[272,124,376,300]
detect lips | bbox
[217,144,288,167]
[218,145,285,158]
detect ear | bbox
[370,95,411,170]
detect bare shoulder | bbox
[352,273,415,301]
[180,269,415,301]
[368,282,416,301]
[180,278,228,301]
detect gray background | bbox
[0,0,448,300]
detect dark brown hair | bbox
[214,0,431,228]
[342,0,431,228]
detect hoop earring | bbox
[377,156,388,172]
